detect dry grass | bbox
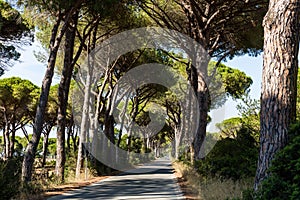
[173,161,253,200]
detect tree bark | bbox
[21,0,84,182]
[75,19,99,180]
[55,11,78,183]
[193,76,210,161]
[2,124,7,159]
[42,131,50,167]
[2,110,8,159]
[75,66,92,179]
[117,95,129,147]
[4,123,10,159]
[254,0,300,190]
[21,14,67,183]
[189,61,210,162]
[72,126,79,153]
[66,114,74,153]
[9,123,16,158]
[174,125,181,160]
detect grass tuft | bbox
[173,161,253,200]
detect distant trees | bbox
[0,77,39,159]
[254,0,300,190]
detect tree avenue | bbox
[139,0,268,161]
[2,0,300,199]
[18,0,267,183]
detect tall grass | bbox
[173,161,253,200]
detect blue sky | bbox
[223,54,262,115]
[207,55,262,132]
[2,41,61,85]
[2,41,263,134]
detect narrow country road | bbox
[47,158,185,200]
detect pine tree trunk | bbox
[2,111,10,159]
[21,15,66,183]
[55,11,78,183]
[4,125,10,159]
[190,63,210,162]
[75,68,92,179]
[75,20,98,179]
[254,0,300,190]
[174,125,180,160]
[66,115,74,152]
[9,123,16,158]
[73,126,79,153]
[42,131,50,167]
[3,125,7,160]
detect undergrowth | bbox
[173,161,253,200]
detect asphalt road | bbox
[47,158,185,200]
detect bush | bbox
[0,157,22,199]
[197,127,258,180]
[257,121,300,200]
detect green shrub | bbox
[0,157,22,199]
[197,127,258,180]
[257,121,300,200]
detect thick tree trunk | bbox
[254,0,300,190]
[178,0,212,162]
[22,15,67,183]
[190,64,210,162]
[55,11,78,182]
[193,78,210,161]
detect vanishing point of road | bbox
[47,158,185,200]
